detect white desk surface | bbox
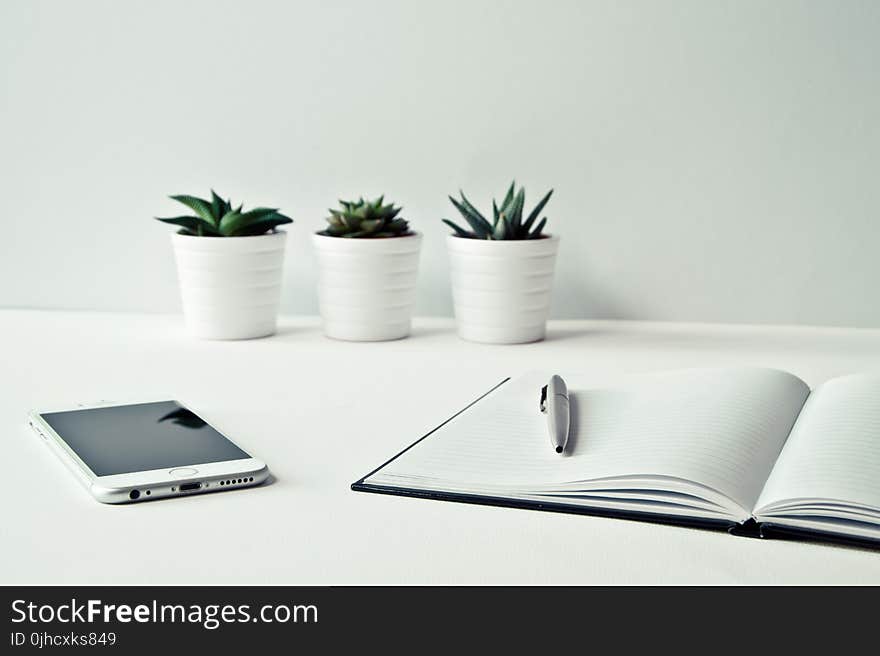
[3,309,880,585]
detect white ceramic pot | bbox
[447,234,559,344]
[312,232,422,341]
[171,231,287,340]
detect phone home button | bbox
[168,467,198,478]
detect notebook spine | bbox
[759,522,879,549]
[728,517,764,539]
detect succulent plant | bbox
[155,190,293,237]
[443,181,553,240]
[319,196,411,238]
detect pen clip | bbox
[539,384,548,413]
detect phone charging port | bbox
[179,482,201,492]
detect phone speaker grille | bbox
[219,477,254,487]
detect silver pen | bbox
[540,374,570,454]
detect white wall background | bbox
[2,0,879,326]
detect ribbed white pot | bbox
[312,232,422,341]
[447,234,559,344]
[171,231,287,340]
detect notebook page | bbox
[369,368,809,512]
[755,374,880,513]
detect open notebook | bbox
[353,368,880,547]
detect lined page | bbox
[369,368,809,512]
[756,374,880,513]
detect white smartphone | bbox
[28,400,269,504]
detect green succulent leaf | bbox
[522,188,553,233]
[323,222,348,236]
[217,209,241,236]
[458,191,493,233]
[210,190,225,222]
[158,190,292,237]
[320,196,411,238]
[449,195,492,237]
[528,216,547,238]
[218,207,278,235]
[493,215,510,240]
[170,195,216,225]
[508,187,525,232]
[443,181,553,240]
[235,213,294,236]
[442,219,472,237]
[499,181,516,214]
[386,218,409,233]
[155,215,220,236]
[359,218,384,232]
[220,207,292,236]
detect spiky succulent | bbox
[443,182,552,240]
[155,190,293,237]
[319,196,412,238]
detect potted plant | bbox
[312,196,421,341]
[156,190,293,340]
[443,182,557,344]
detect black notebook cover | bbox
[351,378,879,551]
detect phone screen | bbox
[40,401,250,476]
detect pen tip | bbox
[555,446,563,454]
